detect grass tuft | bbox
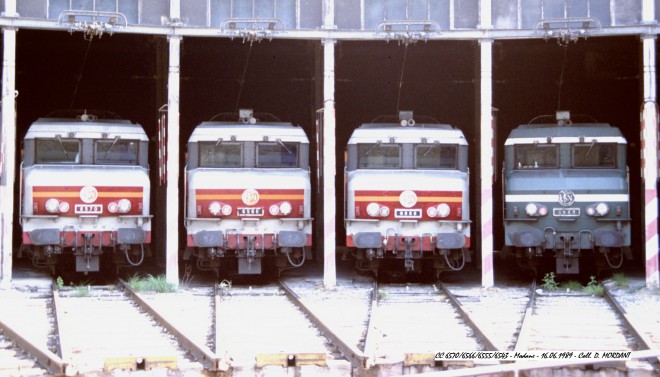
[583,276,604,296]
[127,274,175,293]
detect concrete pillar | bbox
[165,32,181,288]
[641,0,659,288]
[322,0,336,289]
[641,35,659,288]
[479,0,494,288]
[479,39,494,288]
[0,0,17,289]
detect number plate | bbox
[237,207,264,216]
[394,209,422,219]
[553,207,580,217]
[74,204,103,214]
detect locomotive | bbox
[19,110,152,274]
[344,111,471,277]
[502,111,630,275]
[183,109,312,276]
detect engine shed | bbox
[0,0,658,288]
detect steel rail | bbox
[511,281,537,352]
[50,288,78,375]
[277,279,368,367]
[0,290,68,377]
[438,283,500,352]
[118,279,223,371]
[361,280,379,368]
[603,285,660,365]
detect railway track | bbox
[280,278,503,373]
[1,272,658,377]
[515,285,637,353]
[0,284,57,376]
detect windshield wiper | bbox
[423,142,440,157]
[277,139,294,156]
[585,139,597,157]
[362,141,382,157]
[101,136,121,160]
[55,135,71,160]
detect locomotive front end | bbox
[345,113,471,278]
[184,111,312,276]
[19,113,152,274]
[503,112,630,274]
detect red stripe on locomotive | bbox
[352,189,464,221]
[31,186,145,216]
[194,188,305,219]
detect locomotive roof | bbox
[505,123,626,145]
[25,117,148,141]
[348,123,467,145]
[188,121,309,143]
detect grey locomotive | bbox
[502,111,630,275]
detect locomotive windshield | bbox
[358,143,401,169]
[257,141,299,168]
[572,143,616,168]
[199,142,242,167]
[415,144,457,169]
[35,138,80,164]
[95,139,139,165]
[514,144,559,169]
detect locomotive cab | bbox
[344,111,471,278]
[184,110,312,276]
[19,110,152,274]
[503,111,630,275]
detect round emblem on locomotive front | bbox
[558,190,575,207]
[399,190,418,208]
[80,186,99,204]
[241,188,260,206]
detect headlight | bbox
[118,199,132,213]
[366,202,380,217]
[596,202,609,216]
[208,201,222,216]
[525,203,538,216]
[269,204,280,216]
[58,201,70,213]
[221,204,232,216]
[525,203,548,217]
[108,202,119,213]
[378,206,390,217]
[437,203,451,218]
[45,198,60,213]
[427,206,438,217]
[279,201,292,215]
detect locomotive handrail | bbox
[595,217,632,222]
[20,214,59,219]
[503,217,538,222]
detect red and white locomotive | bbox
[19,110,152,273]
[184,109,312,275]
[344,112,471,277]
